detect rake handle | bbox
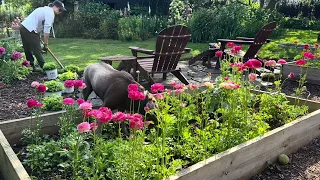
[40,40,64,69]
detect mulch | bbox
[251,137,320,180]
[0,72,46,121]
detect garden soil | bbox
[0,72,45,121]
[251,137,320,180]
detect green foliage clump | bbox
[64,64,80,73]
[261,73,275,82]
[43,95,63,111]
[44,80,64,92]
[169,0,191,25]
[58,71,78,81]
[43,62,58,71]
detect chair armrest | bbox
[236,37,271,43]
[217,39,255,45]
[129,46,154,56]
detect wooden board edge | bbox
[0,130,30,180]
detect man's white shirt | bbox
[21,6,54,34]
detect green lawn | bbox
[43,38,208,69]
[258,29,319,60]
[42,29,319,70]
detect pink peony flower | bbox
[227,42,234,48]
[139,92,146,100]
[82,110,91,118]
[22,60,30,67]
[37,84,47,93]
[88,109,103,119]
[188,84,198,89]
[98,107,112,123]
[219,82,241,89]
[245,59,262,69]
[303,52,315,60]
[27,99,39,108]
[79,83,87,89]
[265,60,277,67]
[175,89,184,95]
[128,90,141,100]
[288,72,294,78]
[0,47,5,55]
[277,59,287,64]
[79,102,92,110]
[151,83,165,93]
[77,98,85,105]
[31,81,40,88]
[64,80,74,88]
[77,122,91,133]
[155,94,164,100]
[215,51,223,57]
[128,113,144,130]
[296,59,306,66]
[231,46,242,54]
[166,89,173,93]
[11,52,22,61]
[35,103,43,107]
[112,112,127,122]
[248,73,257,82]
[63,98,75,105]
[144,106,150,112]
[172,82,183,90]
[90,122,98,132]
[73,80,84,88]
[128,84,139,92]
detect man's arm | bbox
[43,11,54,46]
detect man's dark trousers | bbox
[20,25,45,68]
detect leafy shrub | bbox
[169,0,191,25]
[188,3,281,43]
[118,15,168,41]
[43,62,58,71]
[0,60,31,84]
[43,95,63,111]
[58,71,78,81]
[64,64,80,73]
[261,73,275,82]
[280,16,320,30]
[44,80,64,92]
[0,4,24,25]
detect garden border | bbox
[282,61,320,85]
[0,94,320,180]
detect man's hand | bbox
[42,44,48,53]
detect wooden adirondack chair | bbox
[215,21,278,69]
[129,25,192,85]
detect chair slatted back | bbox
[244,22,278,60]
[152,25,191,72]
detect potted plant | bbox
[43,80,64,97]
[58,71,78,82]
[42,95,63,111]
[64,80,74,94]
[261,73,275,82]
[43,62,58,80]
[64,64,80,73]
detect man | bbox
[20,1,66,71]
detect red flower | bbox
[77,98,85,105]
[215,51,223,57]
[64,80,74,88]
[139,92,146,100]
[304,44,309,49]
[245,59,262,69]
[128,113,144,130]
[128,84,139,92]
[112,112,127,122]
[90,122,98,132]
[224,77,229,81]
[265,60,277,67]
[277,59,287,64]
[128,90,141,100]
[151,83,165,93]
[288,72,294,78]
[97,107,112,123]
[303,52,315,60]
[296,59,306,66]
[315,43,319,48]
[27,99,39,108]
[73,80,84,88]
[188,84,198,89]
[37,84,47,93]
[227,42,234,48]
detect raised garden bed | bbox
[282,62,320,85]
[0,92,320,180]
